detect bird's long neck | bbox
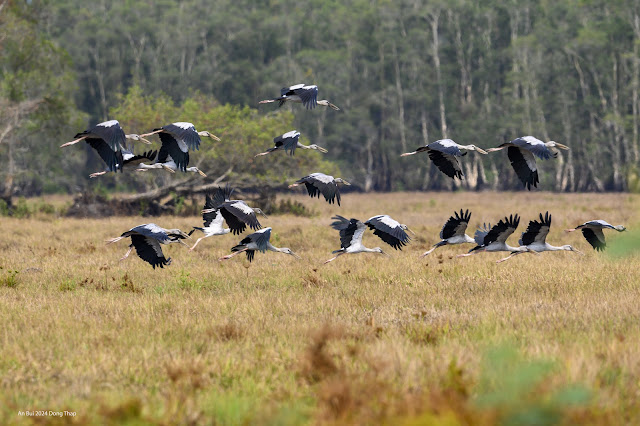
[464,234,475,244]
[545,243,565,252]
[267,242,282,253]
[363,246,378,253]
[137,163,162,170]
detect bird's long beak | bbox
[572,247,585,256]
[328,102,340,111]
[406,227,417,236]
[208,133,221,142]
[381,250,391,257]
[475,147,488,155]
[341,180,351,186]
[555,143,570,150]
[318,146,328,153]
[198,169,207,177]
[140,137,153,145]
[256,209,268,218]
[290,252,301,259]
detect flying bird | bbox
[106,223,191,269]
[487,136,569,190]
[401,139,488,179]
[324,215,411,263]
[497,212,583,262]
[138,122,220,172]
[189,194,231,251]
[135,142,207,176]
[258,84,340,110]
[218,227,300,262]
[289,173,350,206]
[201,185,266,235]
[421,209,475,257]
[458,214,533,258]
[89,149,157,178]
[254,130,328,157]
[565,220,626,251]
[60,120,152,173]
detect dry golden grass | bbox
[0,191,639,425]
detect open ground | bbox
[1,191,639,425]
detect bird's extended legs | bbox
[219,248,247,261]
[161,164,176,173]
[138,129,163,138]
[189,237,206,252]
[323,252,345,264]
[120,246,133,261]
[60,136,87,148]
[421,246,438,258]
[288,183,300,189]
[258,99,276,105]
[496,252,520,264]
[89,171,108,178]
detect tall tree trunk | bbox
[392,42,407,152]
[430,10,447,138]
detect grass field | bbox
[1,191,639,425]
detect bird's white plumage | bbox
[521,149,538,172]
[346,221,367,252]
[283,130,300,139]
[98,120,119,128]
[288,84,305,91]
[309,172,334,184]
[173,122,195,130]
[368,214,401,229]
[230,201,254,215]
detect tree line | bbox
[3,0,640,204]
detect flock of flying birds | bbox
[60,84,627,268]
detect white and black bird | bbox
[61,120,152,173]
[89,149,157,178]
[324,215,411,263]
[565,220,626,251]
[106,223,191,269]
[218,227,300,262]
[135,142,207,176]
[201,185,266,235]
[138,122,220,172]
[401,139,488,179]
[497,212,583,263]
[421,209,475,257]
[254,130,328,157]
[189,194,231,251]
[258,84,340,110]
[458,214,532,258]
[487,136,569,190]
[289,173,350,206]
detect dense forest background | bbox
[3,0,640,203]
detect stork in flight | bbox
[565,220,626,251]
[60,120,152,173]
[258,84,340,110]
[135,142,207,176]
[254,130,328,157]
[189,194,231,251]
[458,214,533,258]
[487,136,569,190]
[89,149,157,178]
[324,215,412,263]
[401,139,488,179]
[289,173,350,206]
[106,223,191,269]
[497,212,583,263]
[421,209,475,257]
[218,227,300,262]
[201,185,267,235]
[138,122,219,172]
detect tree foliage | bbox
[7,0,640,193]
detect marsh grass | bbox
[0,191,638,424]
